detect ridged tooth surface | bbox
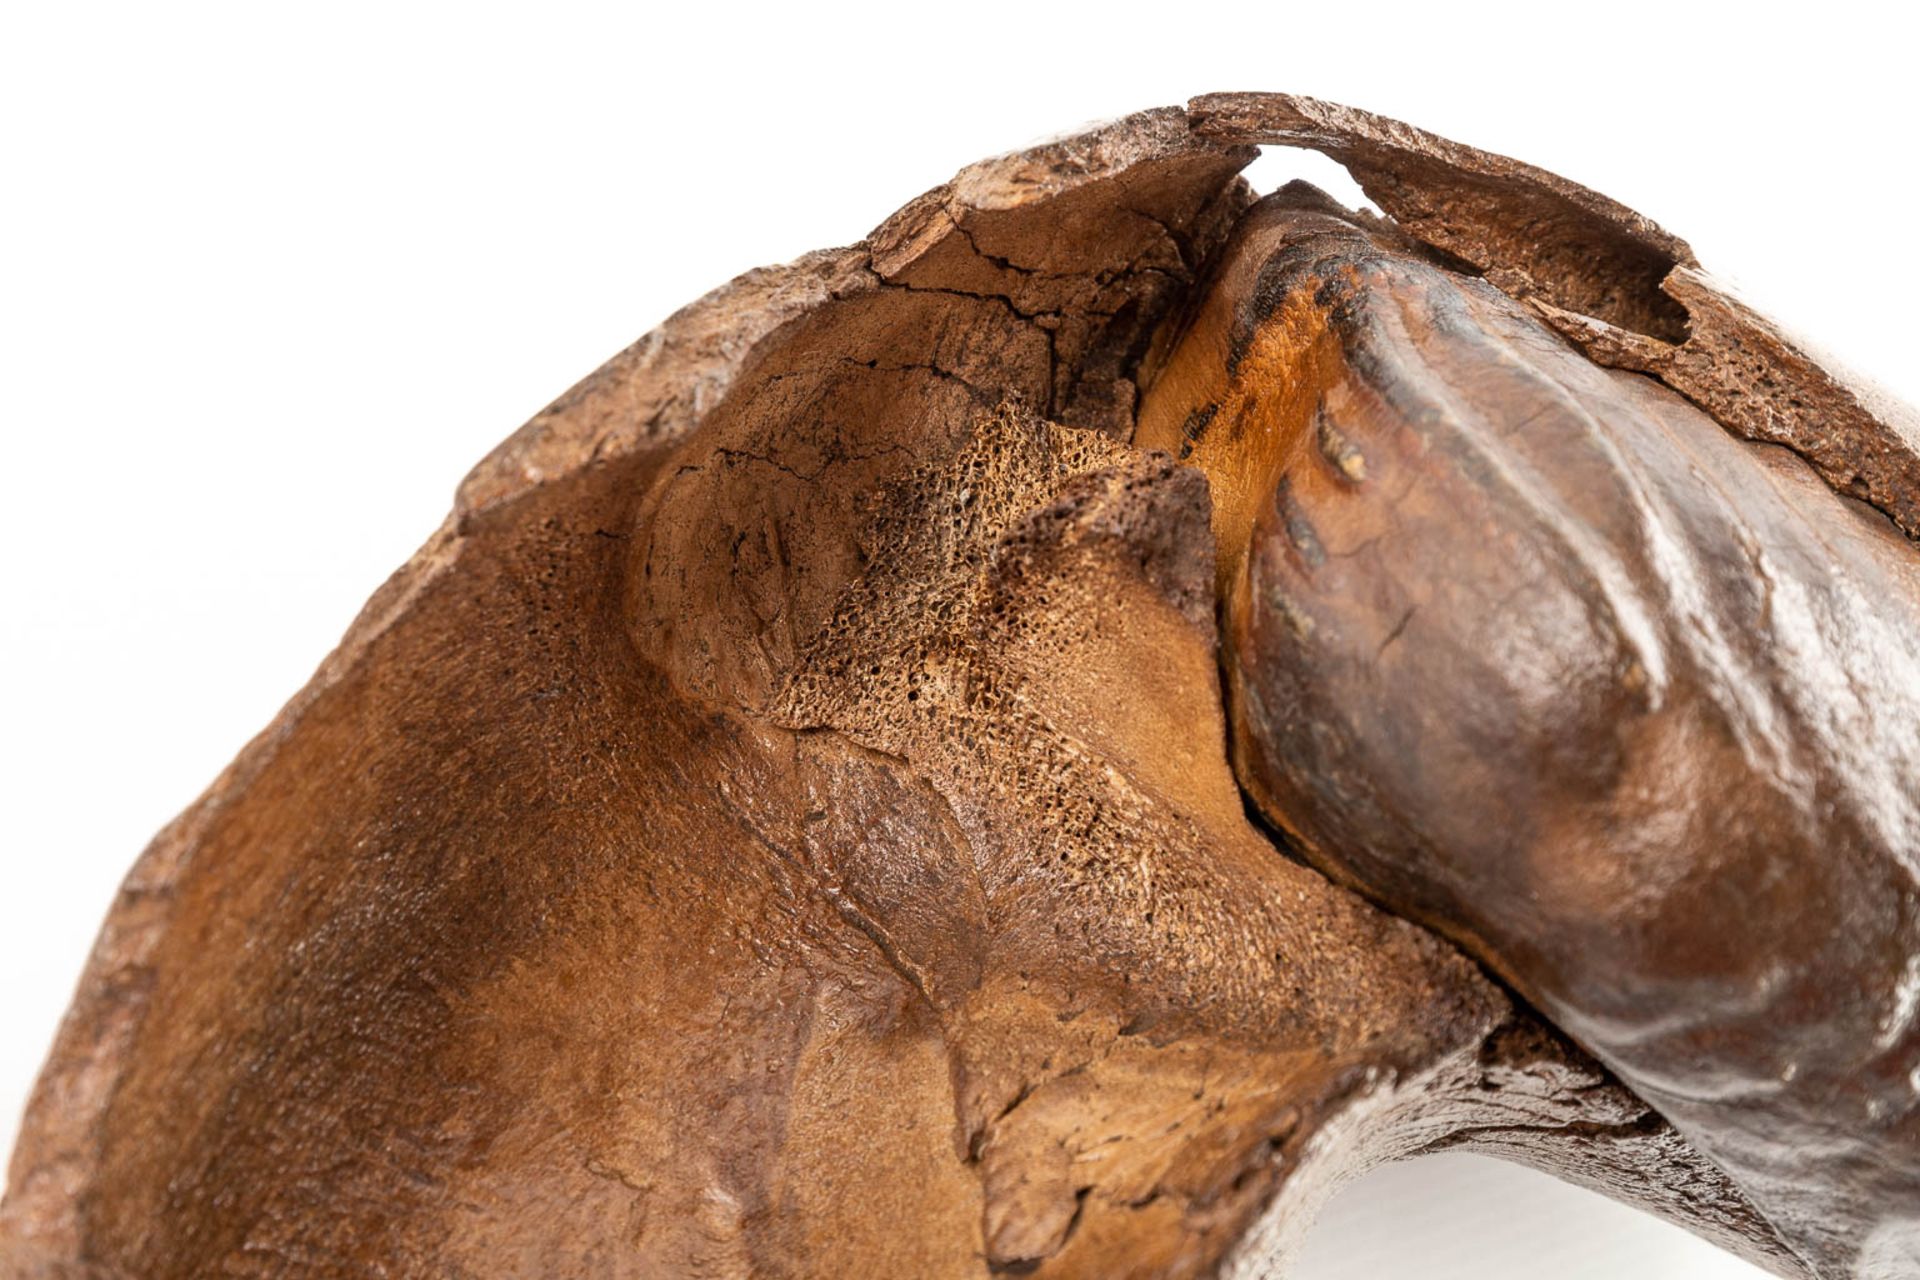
[1140,185,1920,1277]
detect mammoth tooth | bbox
[1137,184,1920,1277]
[3,94,1917,1279]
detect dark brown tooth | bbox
[1143,187,1920,1279]
[1272,477,1327,569]
[1178,403,1218,461]
[1315,414,1367,484]
[1263,583,1317,639]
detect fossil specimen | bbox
[3,94,1916,1278]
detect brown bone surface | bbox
[2,96,1915,1279]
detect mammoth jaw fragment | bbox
[3,93,1918,1280]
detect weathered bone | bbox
[3,96,1913,1279]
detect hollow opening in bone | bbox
[1240,146,1380,217]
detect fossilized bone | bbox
[3,93,1916,1279]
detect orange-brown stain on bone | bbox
[1137,210,1350,605]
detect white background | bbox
[3,4,1911,1275]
